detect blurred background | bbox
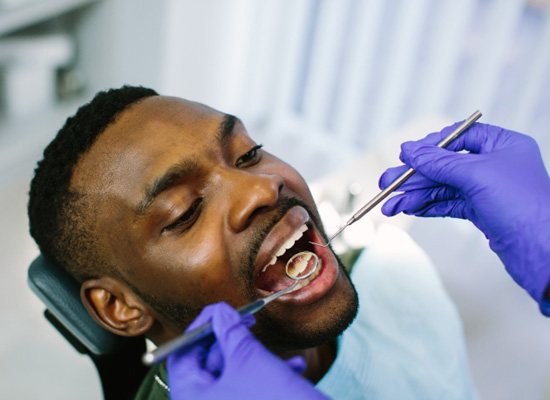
[2,0,550,398]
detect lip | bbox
[253,206,310,278]
[253,206,339,305]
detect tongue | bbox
[255,260,295,292]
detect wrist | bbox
[540,288,550,316]
[491,213,550,309]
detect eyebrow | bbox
[136,159,200,215]
[136,113,239,215]
[218,114,238,145]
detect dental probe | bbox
[311,110,482,248]
[142,252,320,366]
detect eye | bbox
[235,144,263,168]
[162,198,203,233]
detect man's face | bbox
[73,96,357,350]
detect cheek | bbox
[266,157,326,231]
[138,232,247,305]
[97,202,144,270]
[266,155,316,204]
[286,170,315,203]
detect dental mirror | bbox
[285,251,320,280]
[310,110,482,248]
[142,251,320,366]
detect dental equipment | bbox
[311,110,482,248]
[142,251,320,366]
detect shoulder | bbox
[350,223,461,327]
[352,224,445,296]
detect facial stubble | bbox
[139,197,358,351]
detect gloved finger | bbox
[379,165,407,189]
[241,313,256,328]
[167,303,220,370]
[209,302,256,360]
[185,302,227,332]
[381,186,459,216]
[379,165,439,191]
[440,123,507,154]
[285,356,307,374]
[403,122,502,156]
[202,302,256,374]
[406,199,468,219]
[399,142,473,188]
[178,304,256,378]
[385,195,467,219]
[381,193,417,216]
[398,123,463,159]
[203,342,224,377]
[167,339,216,390]
[185,301,255,337]
[179,302,245,376]
[398,121,466,162]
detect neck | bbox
[278,340,337,383]
[150,320,338,382]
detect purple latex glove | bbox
[167,302,328,400]
[379,122,550,314]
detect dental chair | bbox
[27,255,148,400]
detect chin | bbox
[252,269,359,352]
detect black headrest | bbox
[27,255,137,356]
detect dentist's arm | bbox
[167,302,328,400]
[379,123,550,314]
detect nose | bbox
[224,170,284,232]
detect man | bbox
[28,86,477,399]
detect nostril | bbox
[229,173,283,232]
[247,205,271,226]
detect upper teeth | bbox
[261,224,308,273]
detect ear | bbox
[80,277,154,337]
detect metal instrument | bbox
[311,110,482,247]
[142,251,320,365]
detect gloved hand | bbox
[167,302,328,400]
[379,122,550,314]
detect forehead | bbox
[71,96,227,192]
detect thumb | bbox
[167,340,215,389]
[209,303,257,362]
[400,141,469,188]
[285,356,307,374]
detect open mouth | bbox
[253,206,339,304]
[255,224,321,292]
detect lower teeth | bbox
[288,260,322,293]
[286,251,319,279]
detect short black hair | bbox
[28,85,158,281]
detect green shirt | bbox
[134,362,169,400]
